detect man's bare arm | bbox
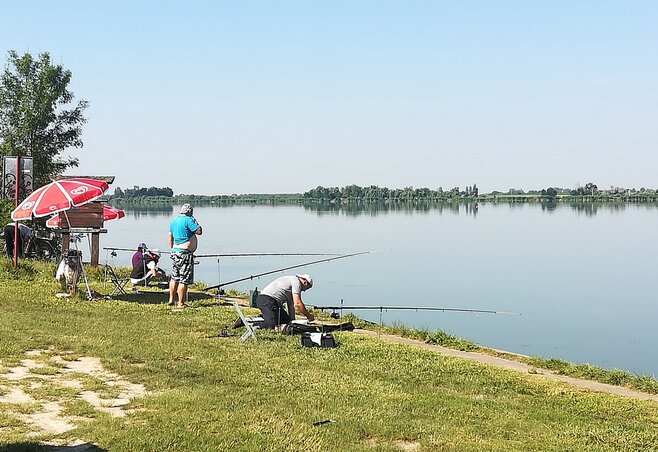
[287,299,296,320]
[167,232,173,248]
[293,293,314,321]
[191,217,202,235]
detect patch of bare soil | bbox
[0,348,148,444]
[367,437,420,451]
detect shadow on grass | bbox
[204,330,286,343]
[105,289,215,305]
[1,442,106,451]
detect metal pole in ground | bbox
[12,156,20,268]
[216,258,221,302]
[379,307,383,339]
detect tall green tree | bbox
[0,50,88,187]
[584,182,598,195]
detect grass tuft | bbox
[0,259,39,279]
[60,398,100,418]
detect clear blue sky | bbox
[2,1,657,194]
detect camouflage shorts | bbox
[170,252,194,285]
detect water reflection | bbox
[464,202,478,217]
[540,200,558,212]
[301,200,479,217]
[299,200,658,217]
[115,206,174,218]
[111,199,658,219]
[566,201,658,216]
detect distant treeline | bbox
[114,186,174,198]
[109,183,658,205]
[493,182,658,201]
[303,184,479,201]
[110,186,302,205]
[305,183,658,201]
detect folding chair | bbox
[232,302,259,342]
[104,264,130,296]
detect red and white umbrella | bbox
[101,205,125,221]
[11,178,109,221]
[46,204,125,228]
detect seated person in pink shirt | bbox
[131,242,147,268]
[130,249,163,287]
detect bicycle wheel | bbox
[36,240,57,261]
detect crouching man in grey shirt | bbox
[254,274,315,330]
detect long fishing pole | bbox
[102,247,341,258]
[204,251,371,291]
[310,305,520,315]
[195,252,342,258]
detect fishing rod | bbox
[311,302,518,339]
[103,246,165,253]
[204,250,371,291]
[195,252,343,258]
[311,304,520,316]
[102,247,341,258]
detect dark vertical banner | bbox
[2,156,34,200]
[2,156,34,267]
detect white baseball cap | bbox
[296,274,313,288]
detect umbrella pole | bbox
[103,248,110,291]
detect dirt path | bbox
[0,348,147,441]
[356,329,658,402]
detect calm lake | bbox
[90,202,658,377]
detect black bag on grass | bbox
[282,321,354,335]
[301,332,338,348]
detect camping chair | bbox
[232,302,259,342]
[104,264,130,296]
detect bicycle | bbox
[24,233,61,260]
[1,230,61,261]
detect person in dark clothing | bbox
[130,249,162,287]
[4,222,32,258]
[131,242,147,268]
[249,274,314,330]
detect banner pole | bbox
[13,156,20,268]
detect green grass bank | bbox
[1,259,657,451]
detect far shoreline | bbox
[109,194,658,205]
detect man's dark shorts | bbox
[256,294,291,329]
[170,252,194,285]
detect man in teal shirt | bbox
[167,203,202,308]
